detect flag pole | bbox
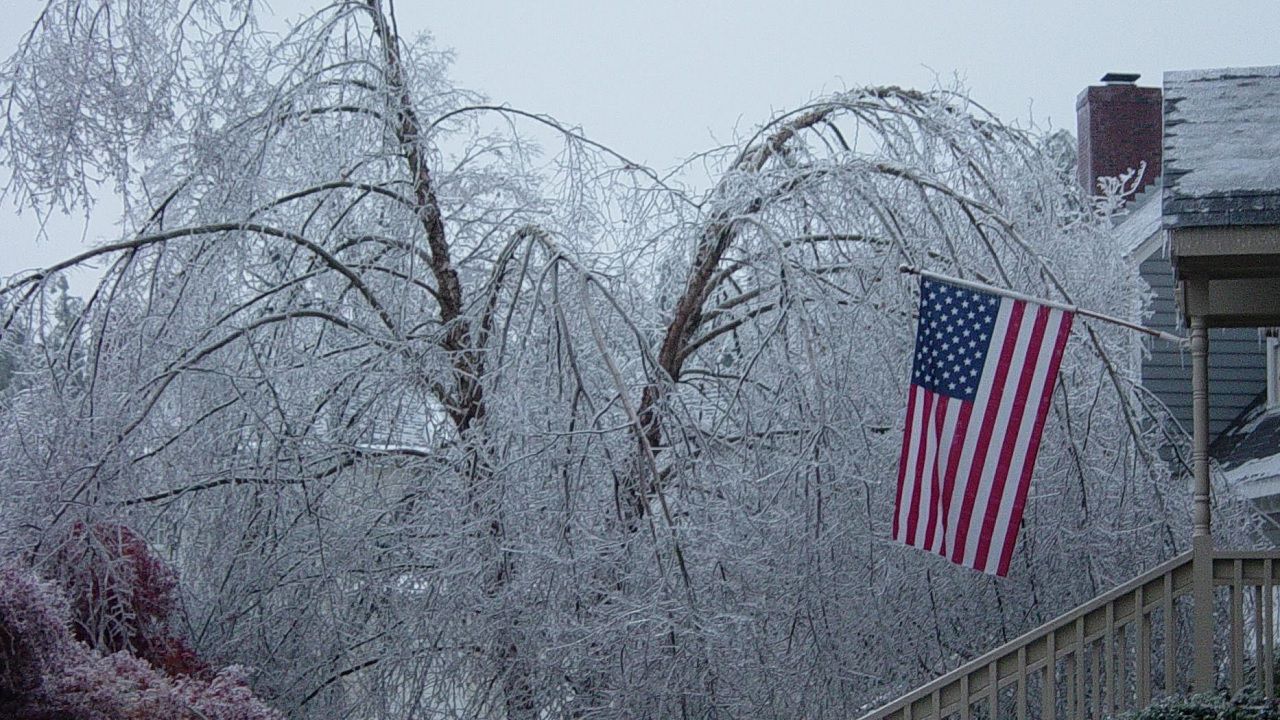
[898,265,1185,345]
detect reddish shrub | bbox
[0,561,281,720]
[52,523,210,679]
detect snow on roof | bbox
[1222,453,1280,500]
[1113,184,1163,258]
[353,443,432,457]
[1214,396,1280,498]
[1162,66,1280,228]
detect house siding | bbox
[1140,249,1268,438]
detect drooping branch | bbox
[625,108,833,524]
[0,222,399,335]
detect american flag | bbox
[893,276,1073,576]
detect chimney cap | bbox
[1101,72,1141,84]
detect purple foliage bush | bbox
[0,559,281,720]
[53,523,210,679]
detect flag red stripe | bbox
[995,312,1074,575]
[973,304,1049,569]
[950,300,1026,565]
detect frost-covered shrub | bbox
[0,561,281,719]
[45,650,283,720]
[1113,692,1280,720]
[48,650,192,720]
[52,523,208,678]
[0,563,72,700]
[178,666,288,720]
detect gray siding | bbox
[1140,250,1268,438]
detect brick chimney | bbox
[1076,73,1162,197]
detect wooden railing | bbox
[859,549,1280,720]
[1212,551,1279,697]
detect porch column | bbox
[1190,313,1215,692]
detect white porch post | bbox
[1190,314,1215,692]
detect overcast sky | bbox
[4,0,1279,294]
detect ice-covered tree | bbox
[0,1,1245,717]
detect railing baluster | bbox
[1091,638,1102,720]
[1044,630,1057,720]
[989,662,998,720]
[1076,618,1086,720]
[1256,584,1265,698]
[1105,603,1116,716]
[962,672,971,720]
[932,689,940,720]
[1066,648,1077,720]
[1163,571,1175,696]
[1232,559,1244,693]
[1137,586,1151,708]
[1266,558,1275,698]
[1017,646,1028,720]
[1117,618,1128,711]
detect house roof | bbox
[1162,66,1280,229]
[1214,395,1280,499]
[1114,182,1163,258]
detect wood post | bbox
[1190,314,1215,692]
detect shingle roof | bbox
[1162,66,1280,229]
[1213,394,1280,498]
[1114,181,1163,257]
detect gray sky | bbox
[4,0,1280,294]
